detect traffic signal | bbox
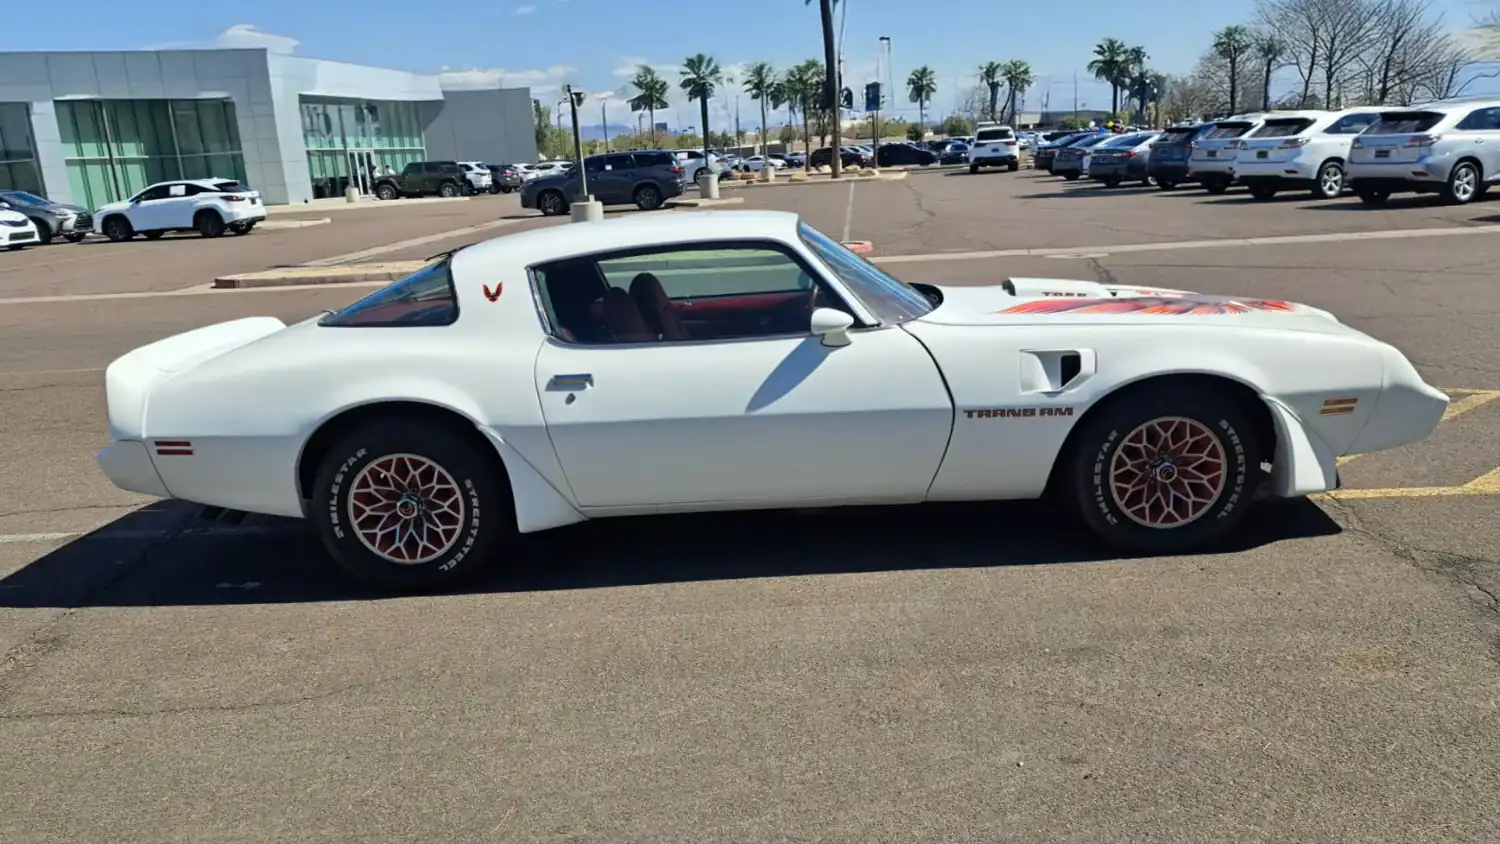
[864,82,881,113]
[840,87,853,110]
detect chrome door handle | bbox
[549,373,594,390]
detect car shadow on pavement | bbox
[0,497,1340,608]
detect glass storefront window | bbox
[299,95,428,198]
[0,103,43,195]
[56,99,249,208]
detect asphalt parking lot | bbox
[2,169,1498,842]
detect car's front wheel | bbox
[438,182,459,198]
[64,232,87,243]
[102,215,134,242]
[230,220,256,235]
[195,210,226,237]
[1067,385,1260,555]
[1203,179,1229,195]
[1157,179,1177,191]
[1444,161,1480,205]
[537,190,567,216]
[376,183,398,201]
[1356,189,1391,205]
[1313,161,1344,199]
[311,419,512,590]
[31,218,53,245]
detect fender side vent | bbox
[1059,352,1082,387]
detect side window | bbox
[136,185,172,201]
[603,153,635,171]
[1457,108,1500,131]
[584,157,605,173]
[422,162,443,174]
[635,151,673,168]
[1326,113,1378,135]
[402,163,421,176]
[535,244,851,345]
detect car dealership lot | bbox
[2,170,1498,842]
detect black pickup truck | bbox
[372,161,470,200]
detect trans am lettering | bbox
[1000,296,1295,316]
[965,407,1075,419]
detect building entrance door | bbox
[346,149,376,195]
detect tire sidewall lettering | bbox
[1090,414,1248,531]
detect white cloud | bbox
[514,4,536,14]
[613,56,677,79]
[438,64,575,91]
[214,24,299,54]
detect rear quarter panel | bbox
[903,321,1386,501]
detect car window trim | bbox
[526,237,869,348]
[318,256,461,328]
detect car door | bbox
[128,184,178,231]
[1455,106,1500,180]
[599,153,637,203]
[530,241,953,510]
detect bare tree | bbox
[1314,0,1385,106]
[1354,0,1446,103]
[1412,35,1491,100]
[1257,0,1324,106]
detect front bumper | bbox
[96,440,171,498]
[1,225,37,245]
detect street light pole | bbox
[599,93,611,151]
[566,85,588,197]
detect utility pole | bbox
[598,92,611,151]
[1072,72,1079,124]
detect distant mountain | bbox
[576,123,636,140]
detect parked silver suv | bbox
[1345,98,1500,205]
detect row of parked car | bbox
[1031,97,1500,205]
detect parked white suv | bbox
[458,161,494,193]
[969,123,1020,173]
[1233,107,1383,200]
[94,178,266,241]
[1186,113,1269,194]
[1346,99,1500,206]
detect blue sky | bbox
[3,0,1494,129]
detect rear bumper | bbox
[96,440,171,498]
[1187,158,1234,178]
[1235,158,1319,181]
[1052,160,1082,173]
[1238,174,1314,190]
[1148,161,1191,180]
[970,153,1018,165]
[1346,160,1450,192]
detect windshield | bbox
[320,258,459,327]
[0,191,48,206]
[798,222,933,325]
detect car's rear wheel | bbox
[633,183,664,211]
[1157,180,1178,191]
[1063,172,1079,181]
[195,211,226,237]
[537,190,567,216]
[1203,179,1229,195]
[64,232,87,243]
[969,163,979,174]
[230,220,256,235]
[102,215,134,242]
[1356,189,1391,205]
[1247,185,1277,200]
[1102,177,1120,188]
[311,419,512,590]
[143,231,164,240]
[1313,161,1344,199]
[1444,161,1479,205]
[1067,386,1259,555]
[1008,161,1019,172]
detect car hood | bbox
[0,209,30,224]
[95,199,131,214]
[916,277,1362,336]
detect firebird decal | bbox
[999,296,1295,316]
[965,407,1075,419]
[482,283,503,302]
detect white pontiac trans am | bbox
[97,211,1447,589]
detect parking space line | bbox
[1336,388,1500,467]
[0,524,307,545]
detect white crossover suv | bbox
[1346,99,1500,206]
[1186,113,1268,193]
[1232,107,1383,200]
[458,161,494,193]
[94,178,266,241]
[0,206,39,250]
[969,124,1020,173]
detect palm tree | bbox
[628,65,670,147]
[680,54,723,166]
[1088,38,1130,115]
[978,61,1004,122]
[1256,34,1284,111]
[786,60,824,168]
[1000,60,1034,125]
[907,66,938,133]
[805,0,842,177]
[743,61,777,156]
[1212,26,1253,115]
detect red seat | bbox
[629,272,688,340]
[591,287,656,343]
